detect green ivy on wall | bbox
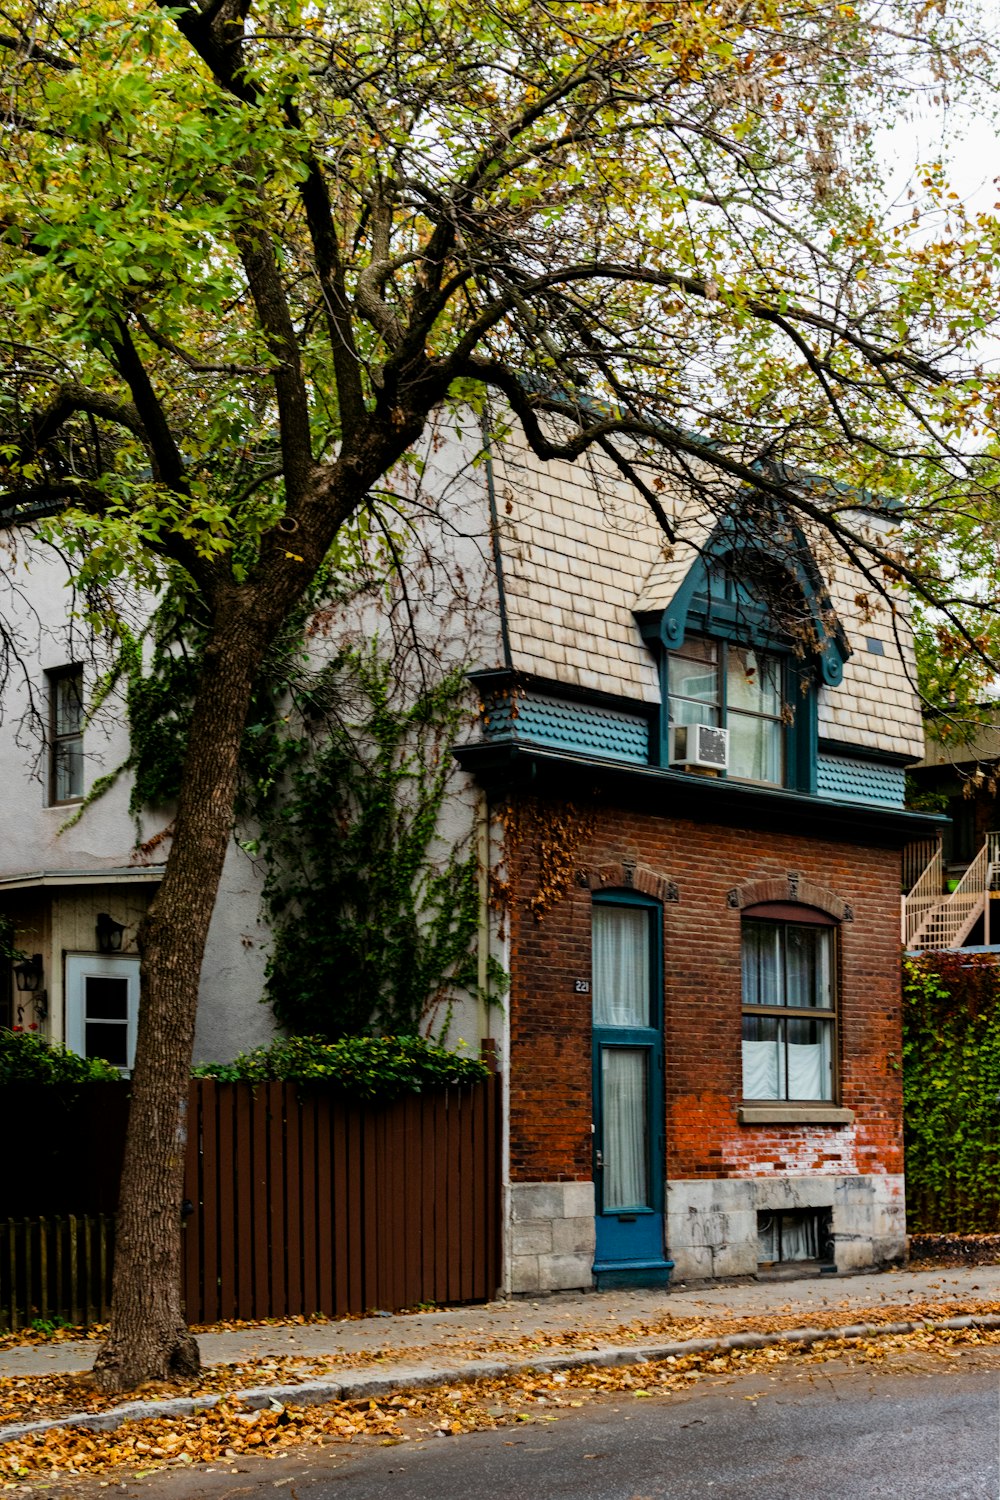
[82,578,502,1040]
[255,645,502,1040]
[903,952,1000,1233]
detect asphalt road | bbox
[65,1353,1000,1500]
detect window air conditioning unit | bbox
[670,722,729,772]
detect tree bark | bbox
[93,586,274,1392]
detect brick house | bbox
[455,435,938,1290]
[0,423,938,1292]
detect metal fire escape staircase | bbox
[903,832,1000,951]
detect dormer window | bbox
[636,520,850,797]
[668,636,785,787]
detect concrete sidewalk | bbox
[3,1261,999,1381]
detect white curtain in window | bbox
[728,711,782,783]
[785,927,832,1009]
[742,1036,784,1098]
[742,922,781,1007]
[744,1019,832,1101]
[601,1047,649,1209]
[757,1214,779,1262]
[758,1212,822,1263]
[787,1019,833,1100]
[593,906,649,1027]
[727,648,781,713]
[779,1213,821,1260]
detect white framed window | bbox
[65,953,140,1073]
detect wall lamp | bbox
[96,913,126,953]
[13,953,43,992]
[13,953,47,1024]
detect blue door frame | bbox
[591,892,672,1288]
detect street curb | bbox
[3,1311,1000,1447]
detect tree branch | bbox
[153,1,315,504]
[447,261,944,385]
[0,30,74,71]
[14,383,145,466]
[133,311,264,377]
[109,322,187,492]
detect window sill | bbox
[738,1103,855,1126]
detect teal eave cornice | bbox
[453,741,945,846]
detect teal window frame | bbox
[658,557,818,792]
[637,524,849,793]
[664,634,816,793]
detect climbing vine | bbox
[255,645,503,1040]
[73,552,503,1040]
[57,579,208,831]
[492,795,596,924]
[903,952,1000,1233]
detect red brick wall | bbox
[506,799,903,1185]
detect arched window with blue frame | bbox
[636,522,850,793]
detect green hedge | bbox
[0,1029,120,1085]
[192,1033,489,1099]
[903,952,1000,1232]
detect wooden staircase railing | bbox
[908,832,1000,951]
[902,839,944,947]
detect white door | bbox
[65,954,140,1073]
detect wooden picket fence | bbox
[0,1074,502,1330]
[1,1215,114,1331]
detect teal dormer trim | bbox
[635,518,851,690]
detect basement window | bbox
[757,1208,832,1267]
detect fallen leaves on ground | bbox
[416,1294,1000,1362]
[0,1356,349,1425]
[2,1326,1000,1486]
[0,1327,104,1356]
[0,1311,352,1356]
[5,1294,1000,1430]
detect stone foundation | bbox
[666,1174,906,1280]
[508,1181,596,1293]
[506,1174,906,1291]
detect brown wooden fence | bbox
[182,1078,502,1323]
[0,1074,502,1329]
[1,1215,114,1331]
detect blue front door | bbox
[591,894,670,1286]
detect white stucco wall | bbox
[0,532,140,878]
[0,414,507,1063]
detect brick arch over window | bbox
[726,871,853,922]
[577,861,679,904]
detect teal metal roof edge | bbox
[468,667,658,719]
[817,738,916,768]
[453,741,946,845]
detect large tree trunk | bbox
[93,589,272,1393]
